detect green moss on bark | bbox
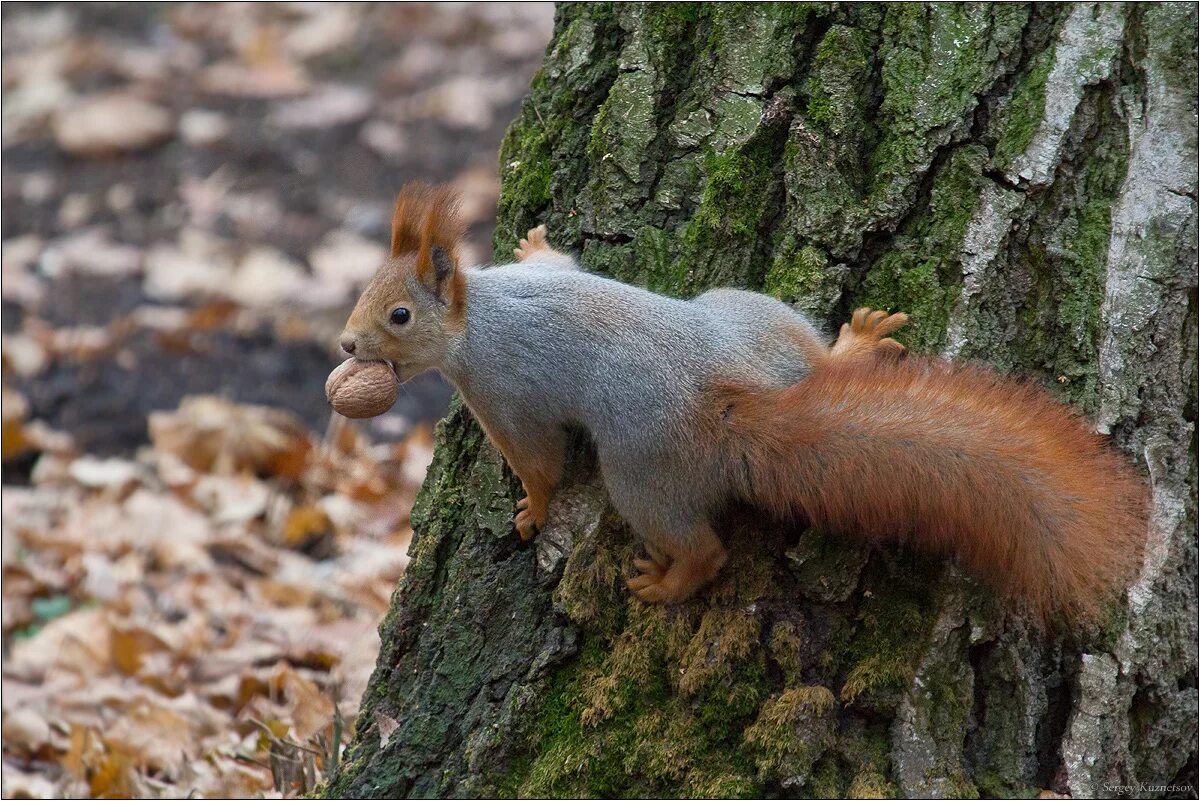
[868,5,1028,220]
[763,237,845,318]
[992,50,1055,170]
[806,25,872,137]
[672,135,788,294]
[1014,89,1129,411]
[860,145,990,351]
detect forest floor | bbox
[0,3,552,796]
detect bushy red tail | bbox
[716,357,1147,623]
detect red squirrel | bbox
[336,183,1147,623]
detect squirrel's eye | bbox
[390,307,411,325]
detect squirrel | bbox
[338,182,1147,623]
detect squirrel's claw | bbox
[514,508,539,541]
[514,495,545,541]
[627,571,674,603]
[871,311,909,338]
[627,556,684,603]
[633,557,665,577]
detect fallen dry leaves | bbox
[1,3,554,796]
[2,398,433,797]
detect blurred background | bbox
[1,3,553,796]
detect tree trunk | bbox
[324,4,1197,797]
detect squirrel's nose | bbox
[340,335,357,355]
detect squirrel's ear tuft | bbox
[390,182,435,257]
[414,186,467,305]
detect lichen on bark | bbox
[325,4,1197,798]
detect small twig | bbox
[247,717,325,757]
[231,752,271,770]
[322,410,348,454]
[331,701,344,770]
[304,751,318,793]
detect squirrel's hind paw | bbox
[514,224,551,262]
[626,536,726,604]
[831,307,910,360]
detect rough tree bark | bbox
[325,4,1197,798]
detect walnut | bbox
[325,359,398,419]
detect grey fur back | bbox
[443,265,820,442]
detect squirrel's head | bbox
[340,183,466,382]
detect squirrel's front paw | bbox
[514,495,546,541]
[513,224,551,262]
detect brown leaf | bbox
[0,765,65,799]
[178,109,230,147]
[2,386,31,461]
[283,6,359,60]
[42,228,143,277]
[87,750,136,798]
[271,663,334,742]
[149,395,313,478]
[52,93,173,158]
[103,700,195,775]
[110,623,172,677]
[63,725,88,782]
[67,456,143,490]
[200,60,310,98]
[269,85,372,130]
[9,608,111,680]
[179,752,273,798]
[191,474,270,524]
[142,229,236,302]
[280,504,335,553]
[2,704,53,757]
[308,230,387,300]
[187,298,239,330]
